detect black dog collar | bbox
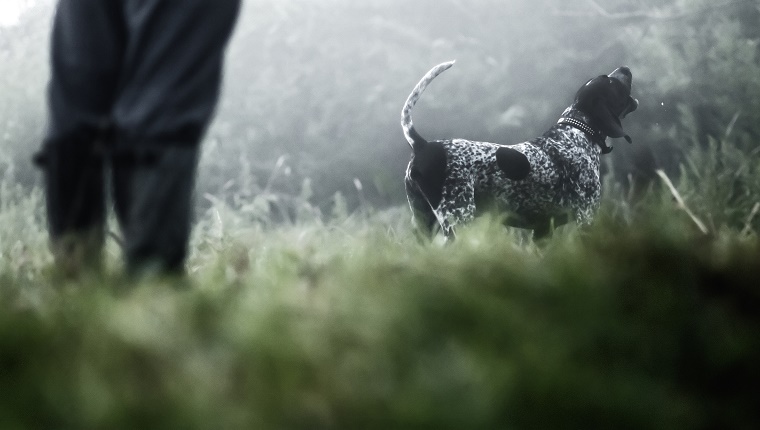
[557,115,613,154]
[557,116,597,137]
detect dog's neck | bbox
[557,108,612,154]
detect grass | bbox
[1,150,760,429]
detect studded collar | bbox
[557,108,612,154]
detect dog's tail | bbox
[401,61,455,150]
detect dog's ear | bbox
[588,98,632,143]
[575,76,635,143]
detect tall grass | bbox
[1,141,759,429]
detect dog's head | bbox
[573,66,638,143]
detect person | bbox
[34,0,241,278]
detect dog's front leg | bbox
[574,203,597,228]
[436,182,475,240]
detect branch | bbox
[553,0,755,22]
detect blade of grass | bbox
[656,169,709,235]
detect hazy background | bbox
[1,0,759,215]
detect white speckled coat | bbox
[401,61,637,238]
[436,127,600,229]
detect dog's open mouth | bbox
[620,97,639,119]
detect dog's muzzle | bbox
[609,66,632,87]
[609,66,638,119]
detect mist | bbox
[1,0,759,214]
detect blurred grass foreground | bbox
[1,141,760,429]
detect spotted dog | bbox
[401,61,638,239]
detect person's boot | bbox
[111,145,200,281]
[34,133,106,278]
[49,228,104,279]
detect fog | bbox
[1,0,759,213]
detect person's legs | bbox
[113,0,241,144]
[110,0,241,276]
[36,0,126,276]
[112,147,200,276]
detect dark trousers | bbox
[38,0,241,274]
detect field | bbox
[2,1,760,428]
[1,142,759,430]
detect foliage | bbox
[0,0,52,183]
[1,139,760,429]
[628,0,760,175]
[1,4,759,426]
[4,0,758,211]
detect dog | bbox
[401,61,638,239]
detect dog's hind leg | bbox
[405,180,440,238]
